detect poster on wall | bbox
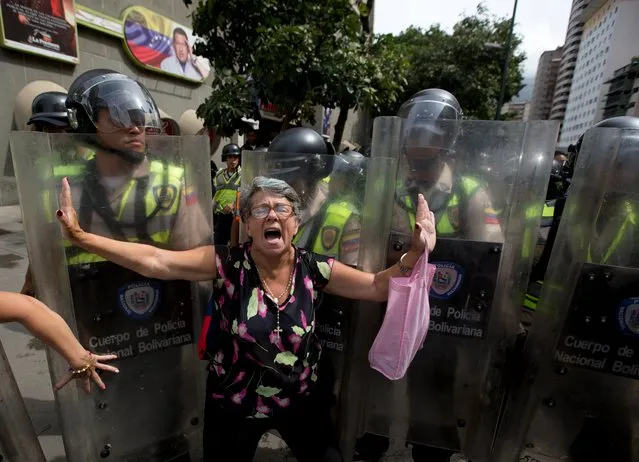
[122,6,210,83]
[0,0,79,63]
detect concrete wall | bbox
[0,0,214,205]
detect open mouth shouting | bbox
[264,227,282,245]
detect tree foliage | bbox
[375,4,526,120]
[185,0,408,140]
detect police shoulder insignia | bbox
[153,185,177,210]
[118,281,161,319]
[616,297,639,337]
[321,226,340,250]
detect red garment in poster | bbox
[50,0,63,18]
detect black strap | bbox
[531,195,566,282]
[79,159,127,239]
[76,158,171,241]
[134,175,152,242]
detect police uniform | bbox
[213,166,241,245]
[294,171,361,266]
[60,154,210,253]
[389,163,503,261]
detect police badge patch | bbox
[321,226,340,250]
[153,185,177,210]
[430,261,464,300]
[616,297,639,337]
[118,281,161,319]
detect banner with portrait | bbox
[0,0,79,63]
[122,5,211,83]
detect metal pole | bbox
[494,0,519,120]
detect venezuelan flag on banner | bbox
[123,6,174,68]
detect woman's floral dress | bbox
[198,244,335,418]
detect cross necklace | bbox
[256,264,294,338]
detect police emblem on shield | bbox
[118,281,161,319]
[616,297,639,337]
[153,185,177,210]
[321,226,339,250]
[430,262,464,299]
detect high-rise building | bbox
[501,101,532,121]
[602,57,639,118]
[550,0,590,130]
[558,0,639,148]
[530,47,564,119]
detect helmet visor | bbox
[79,77,161,133]
[398,99,462,121]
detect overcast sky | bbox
[374,0,573,78]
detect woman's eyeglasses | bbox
[250,204,294,219]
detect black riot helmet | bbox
[266,127,333,186]
[66,69,162,163]
[398,88,463,155]
[568,116,639,172]
[333,151,367,177]
[27,91,69,130]
[222,143,241,160]
[331,151,367,194]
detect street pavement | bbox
[0,205,416,462]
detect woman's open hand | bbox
[56,177,84,243]
[54,351,119,394]
[411,194,436,254]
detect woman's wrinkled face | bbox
[245,191,299,254]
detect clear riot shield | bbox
[493,127,639,462]
[0,339,46,462]
[239,124,398,458]
[362,120,558,460]
[10,132,213,461]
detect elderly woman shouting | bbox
[56,175,436,462]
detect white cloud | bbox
[374,0,573,77]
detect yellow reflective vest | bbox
[54,155,184,265]
[214,168,241,214]
[396,176,481,236]
[294,199,359,258]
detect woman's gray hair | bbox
[239,176,301,221]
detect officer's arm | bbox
[468,188,504,243]
[338,215,361,266]
[169,181,213,250]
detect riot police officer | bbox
[294,151,367,265]
[581,116,639,267]
[370,89,502,462]
[24,68,211,459]
[214,143,241,245]
[389,89,502,264]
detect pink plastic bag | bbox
[368,253,436,380]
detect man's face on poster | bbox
[173,31,189,64]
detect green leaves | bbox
[185,0,408,136]
[374,5,526,120]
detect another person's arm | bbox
[326,194,435,302]
[57,178,217,281]
[0,292,118,393]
